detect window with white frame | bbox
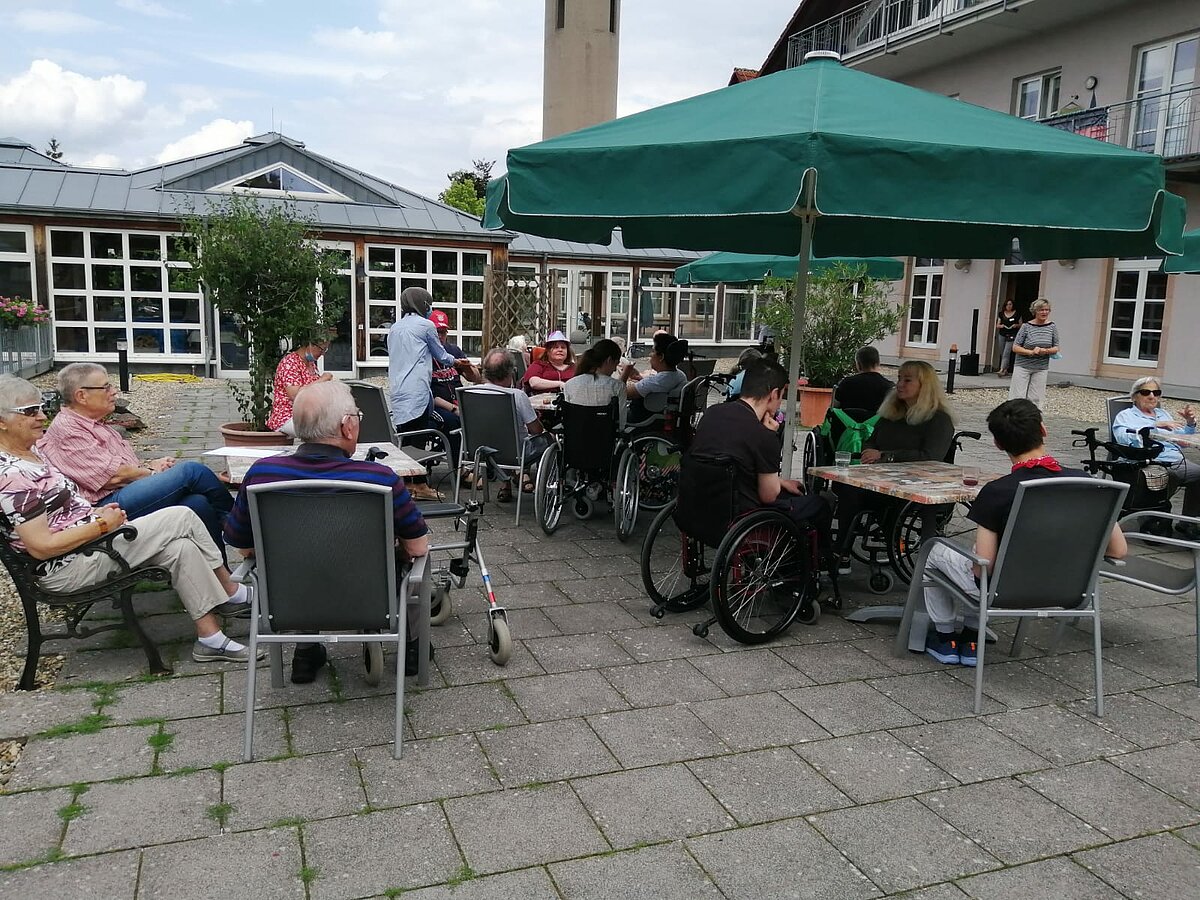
[364,245,488,358]
[1016,70,1062,120]
[47,228,202,359]
[721,285,758,342]
[0,225,35,304]
[213,163,349,202]
[608,271,631,341]
[907,258,943,347]
[677,287,716,341]
[1105,259,1167,365]
[1133,32,1198,156]
[637,270,677,339]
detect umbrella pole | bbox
[780,178,816,480]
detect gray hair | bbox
[1130,376,1161,399]
[0,375,41,422]
[505,335,528,353]
[1029,298,1051,314]
[481,348,515,384]
[292,381,356,442]
[58,362,108,404]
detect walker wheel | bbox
[488,617,512,666]
[430,582,452,626]
[868,571,894,594]
[363,643,384,686]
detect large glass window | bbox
[46,228,202,360]
[637,270,677,340]
[608,271,631,342]
[1133,33,1198,156]
[0,225,35,303]
[722,286,759,342]
[1106,260,1167,365]
[907,258,943,347]
[364,245,488,358]
[1016,70,1062,120]
[677,288,717,341]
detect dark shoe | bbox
[958,640,978,667]
[291,644,328,684]
[1173,521,1200,541]
[496,484,513,503]
[212,600,252,619]
[925,634,960,665]
[405,638,434,676]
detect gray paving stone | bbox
[687,747,851,826]
[304,805,463,899]
[1136,683,1200,723]
[955,856,1124,900]
[1021,759,1200,839]
[444,783,608,874]
[601,658,725,707]
[138,827,305,900]
[7,724,157,790]
[567,553,641,579]
[856,638,946,675]
[160,710,288,771]
[459,606,561,643]
[610,623,719,663]
[478,719,619,786]
[691,692,829,751]
[358,734,499,808]
[1111,740,1200,809]
[62,770,220,855]
[689,648,816,695]
[920,778,1102,864]
[223,750,367,829]
[0,687,98,739]
[809,797,999,894]
[107,674,222,723]
[505,560,586,583]
[891,718,1050,784]
[790,614,874,645]
[774,641,899,684]
[1105,637,1200,685]
[573,763,735,847]
[943,659,1087,709]
[983,704,1137,765]
[587,705,727,767]
[1076,832,1200,898]
[550,842,723,900]
[687,817,882,900]
[542,600,643,635]
[1023,651,1158,694]
[0,849,140,900]
[220,664,341,713]
[485,581,571,609]
[524,632,636,673]
[868,672,1004,722]
[285,695,413,754]
[398,867,561,900]
[0,787,70,866]
[781,681,922,737]
[890,885,969,899]
[1067,692,1200,750]
[406,681,526,738]
[506,669,630,721]
[796,732,957,803]
[432,639,546,686]
[1179,824,1200,848]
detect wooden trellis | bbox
[483,266,561,352]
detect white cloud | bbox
[79,153,123,169]
[116,0,188,19]
[312,27,400,56]
[157,118,255,163]
[12,9,106,33]
[0,60,146,140]
[201,50,391,83]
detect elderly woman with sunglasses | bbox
[0,375,259,663]
[1113,376,1200,538]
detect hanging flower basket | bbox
[0,296,51,330]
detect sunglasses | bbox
[1136,389,1163,397]
[8,403,45,417]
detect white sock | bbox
[198,630,246,651]
[225,583,249,605]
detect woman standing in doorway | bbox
[995,299,1021,377]
[1008,298,1059,410]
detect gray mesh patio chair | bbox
[1100,511,1200,686]
[240,479,428,760]
[455,386,540,525]
[895,477,1128,715]
[346,380,449,469]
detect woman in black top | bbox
[996,299,1021,377]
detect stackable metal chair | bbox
[455,386,541,525]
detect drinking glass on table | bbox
[835,451,852,468]
[961,465,979,487]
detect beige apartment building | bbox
[757,0,1200,396]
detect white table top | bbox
[206,442,427,481]
[1152,428,1200,449]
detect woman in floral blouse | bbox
[267,336,334,435]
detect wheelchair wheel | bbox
[801,429,821,493]
[888,501,972,583]
[572,496,595,519]
[534,443,563,535]
[614,447,640,542]
[641,501,711,614]
[634,435,681,512]
[868,570,894,594]
[711,510,809,644]
[363,642,384,686]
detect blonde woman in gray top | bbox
[1008,298,1059,410]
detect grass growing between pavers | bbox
[205,802,234,829]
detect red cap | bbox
[430,309,451,330]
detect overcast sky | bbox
[0,0,797,199]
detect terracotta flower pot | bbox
[798,386,834,428]
[218,422,293,448]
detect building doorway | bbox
[995,271,1041,369]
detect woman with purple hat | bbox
[522,331,576,395]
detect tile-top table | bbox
[205,442,427,484]
[529,393,560,412]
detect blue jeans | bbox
[102,461,234,552]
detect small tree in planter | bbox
[179,195,343,433]
[755,262,904,423]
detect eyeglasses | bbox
[1136,389,1163,397]
[343,410,364,422]
[8,403,45,417]
[79,384,117,393]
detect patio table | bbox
[1152,429,1200,449]
[808,460,999,627]
[205,443,427,485]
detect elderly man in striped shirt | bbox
[223,380,429,684]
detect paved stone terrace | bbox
[1,383,1199,899]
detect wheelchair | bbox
[801,406,877,494]
[640,454,840,645]
[534,399,621,535]
[1073,424,1176,536]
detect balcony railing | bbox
[1041,84,1200,164]
[0,321,53,378]
[787,0,1006,67]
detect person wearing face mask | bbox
[267,334,335,436]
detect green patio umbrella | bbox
[672,252,905,285]
[1163,229,1200,274]
[486,52,1185,475]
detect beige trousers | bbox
[39,506,225,621]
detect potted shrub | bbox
[179,195,343,445]
[756,262,904,426]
